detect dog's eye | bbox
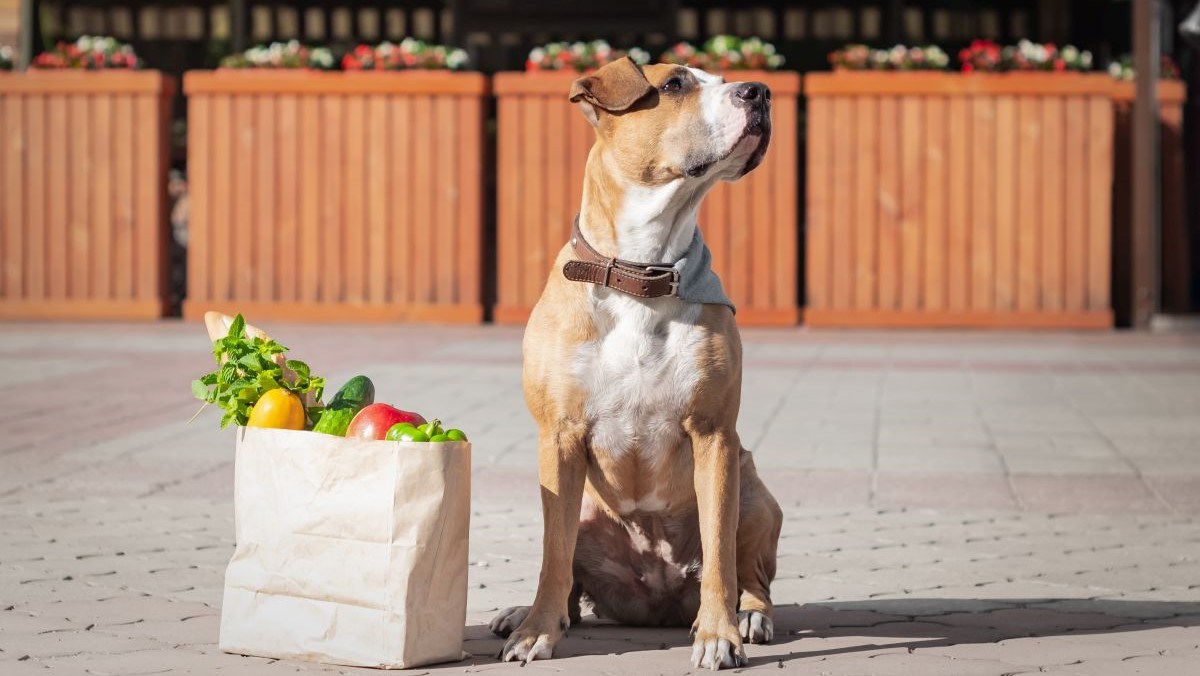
[661,77,684,94]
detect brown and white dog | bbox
[489,57,783,670]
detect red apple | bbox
[345,404,427,440]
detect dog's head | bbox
[569,57,771,186]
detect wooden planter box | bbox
[183,70,488,323]
[0,70,174,319]
[493,70,801,326]
[804,72,1115,329]
[1111,80,1188,322]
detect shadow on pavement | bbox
[461,598,1200,666]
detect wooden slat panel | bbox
[899,96,923,310]
[3,94,23,299]
[830,97,854,309]
[69,95,90,300]
[993,95,1017,310]
[806,307,1111,329]
[344,95,367,304]
[24,96,46,300]
[805,72,1115,97]
[321,96,345,304]
[922,97,946,311]
[497,96,520,310]
[946,97,971,311]
[854,96,883,312]
[969,96,994,311]
[134,93,160,303]
[773,93,798,312]
[256,95,277,303]
[187,96,209,305]
[391,95,412,305]
[113,94,135,301]
[233,95,254,303]
[1016,96,1041,312]
[433,95,457,304]
[1086,96,1112,311]
[458,95,482,306]
[412,95,434,304]
[0,95,8,298]
[806,95,830,310]
[877,97,900,311]
[545,91,568,290]
[299,95,320,303]
[569,105,590,231]
[750,134,774,310]
[1,73,169,318]
[1063,97,1087,312]
[47,94,69,300]
[93,93,113,301]
[520,96,546,307]
[276,95,299,303]
[367,95,389,304]
[1040,97,1065,311]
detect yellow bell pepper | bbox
[247,389,306,430]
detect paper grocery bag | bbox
[219,426,471,669]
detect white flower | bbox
[627,47,650,65]
[710,35,736,55]
[1081,51,1093,68]
[529,47,545,63]
[446,49,469,70]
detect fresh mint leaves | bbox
[191,314,325,429]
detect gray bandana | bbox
[673,228,735,313]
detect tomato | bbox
[346,404,427,440]
[247,389,306,430]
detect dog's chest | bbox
[573,297,704,474]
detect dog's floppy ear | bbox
[569,57,654,128]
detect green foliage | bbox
[190,314,325,428]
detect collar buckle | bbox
[645,265,681,297]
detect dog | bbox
[489,57,783,671]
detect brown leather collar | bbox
[562,218,680,299]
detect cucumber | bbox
[312,375,375,436]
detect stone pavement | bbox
[1,321,1199,675]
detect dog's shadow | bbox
[458,598,1200,667]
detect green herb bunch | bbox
[190,314,325,428]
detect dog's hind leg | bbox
[735,451,782,644]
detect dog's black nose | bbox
[732,82,770,106]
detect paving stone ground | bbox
[2,321,1199,675]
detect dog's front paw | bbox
[488,606,530,638]
[690,610,746,670]
[737,610,774,644]
[498,611,567,664]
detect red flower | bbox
[962,62,975,73]
[1054,58,1066,71]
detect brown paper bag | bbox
[219,426,471,669]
